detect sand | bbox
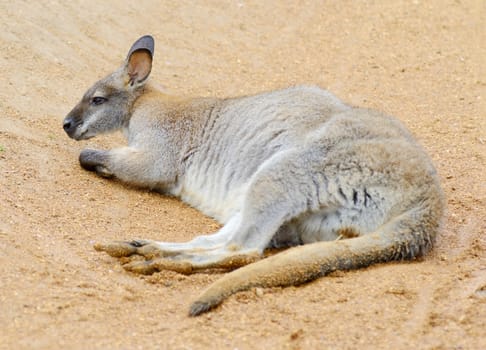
[0,1,484,349]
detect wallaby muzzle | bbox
[63,106,89,140]
[62,115,78,138]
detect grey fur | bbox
[63,35,444,316]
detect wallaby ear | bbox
[125,35,154,86]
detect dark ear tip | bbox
[127,35,155,59]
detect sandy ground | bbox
[0,1,485,349]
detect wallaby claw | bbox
[94,241,139,257]
[128,240,147,247]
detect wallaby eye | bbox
[91,96,107,106]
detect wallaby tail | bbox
[189,202,442,316]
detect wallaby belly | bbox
[178,86,350,222]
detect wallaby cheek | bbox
[79,110,112,138]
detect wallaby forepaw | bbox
[79,149,112,177]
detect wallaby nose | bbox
[63,119,72,132]
[63,116,77,137]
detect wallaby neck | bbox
[128,83,222,169]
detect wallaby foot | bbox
[94,240,161,258]
[94,240,260,274]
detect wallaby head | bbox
[63,35,154,140]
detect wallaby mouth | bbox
[63,116,90,140]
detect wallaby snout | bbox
[63,105,88,140]
[62,115,77,138]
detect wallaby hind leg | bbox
[189,198,443,316]
[95,149,322,271]
[94,213,245,259]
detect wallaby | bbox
[63,35,444,316]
